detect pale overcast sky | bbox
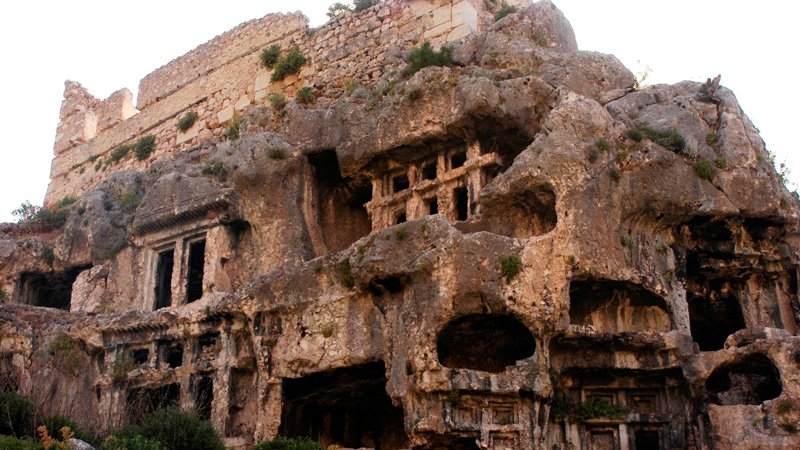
[0,1,797,222]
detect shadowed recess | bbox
[437,314,536,372]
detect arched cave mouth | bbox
[568,279,671,333]
[280,361,409,450]
[17,265,91,310]
[436,314,536,373]
[705,353,782,405]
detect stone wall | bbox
[45,0,493,205]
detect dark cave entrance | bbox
[705,353,782,405]
[186,239,206,303]
[308,150,372,255]
[436,314,536,372]
[154,248,174,309]
[687,280,746,351]
[280,362,409,450]
[17,265,90,310]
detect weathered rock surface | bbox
[1,1,799,450]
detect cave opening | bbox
[308,150,372,254]
[186,239,206,303]
[705,353,782,405]
[455,187,469,221]
[17,265,90,310]
[569,279,671,333]
[436,314,536,373]
[450,150,467,169]
[280,361,409,450]
[154,249,174,310]
[688,280,746,351]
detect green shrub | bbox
[405,86,423,101]
[610,167,621,182]
[714,157,727,169]
[0,392,34,437]
[39,415,96,446]
[271,48,307,82]
[227,118,242,141]
[261,45,281,69]
[177,111,199,132]
[107,145,132,166]
[354,0,379,12]
[779,422,798,433]
[103,435,166,450]
[777,399,794,415]
[706,132,719,148]
[326,2,353,19]
[494,4,517,21]
[119,187,143,212]
[624,128,643,142]
[268,148,287,160]
[269,93,287,111]
[405,41,453,76]
[201,161,227,179]
[48,336,82,377]
[694,160,715,181]
[0,436,40,450]
[551,394,628,422]
[253,436,323,450]
[500,255,521,283]
[295,86,315,104]
[595,138,611,153]
[134,135,156,161]
[119,409,224,450]
[642,127,686,153]
[111,351,134,384]
[41,246,55,267]
[56,196,77,209]
[336,259,355,288]
[0,288,7,302]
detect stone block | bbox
[452,1,478,32]
[217,106,235,124]
[70,266,108,315]
[96,89,138,133]
[431,4,452,27]
[422,21,453,41]
[176,122,199,145]
[446,23,472,42]
[409,0,438,18]
[234,95,251,111]
[255,71,272,92]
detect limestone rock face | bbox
[1,1,799,450]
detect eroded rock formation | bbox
[1,1,799,449]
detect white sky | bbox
[0,1,797,222]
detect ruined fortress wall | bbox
[45,0,490,205]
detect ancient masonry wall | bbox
[45,0,491,205]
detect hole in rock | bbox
[436,314,535,372]
[688,279,746,351]
[154,249,174,309]
[569,279,671,333]
[454,187,469,221]
[367,275,407,297]
[158,340,183,368]
[193,374,214,420]
[476,122,531,171]
[126,383,180,424]
[132,348,149,366]
[392,174,410,193]
[450,150,467,169]
[186,239,206,303]
[428,198,438,215]
[633,428,661,450]
[396,213,407,224]
[705,353,782,405]
[422,161,437,180]
[308,150,372,254]
[280,361,409,450]
[17,265,90,310]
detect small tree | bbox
[327,2,353,19]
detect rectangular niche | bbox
[17,265,91,310]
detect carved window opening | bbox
[186,239,206,303]
[633,428,661,450]
[307,150,372,255]
[705,353,781,405]
[396,212,407,224]
[158,340,183,368]
[154,249,174,309]
[436,314,536,373]
[688,281,746,351]
[132,348,149,366]
[280,362,409,449]
[568,279,671,333]
[422,161,437,180]
[454,187,469,221]
[17,265,90,310]
[450,150,467,169]
[126,383,180,424]
[193,373,214,420]
[427,197,438,215]
[392,174,409,193]
[463,184,557,239]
